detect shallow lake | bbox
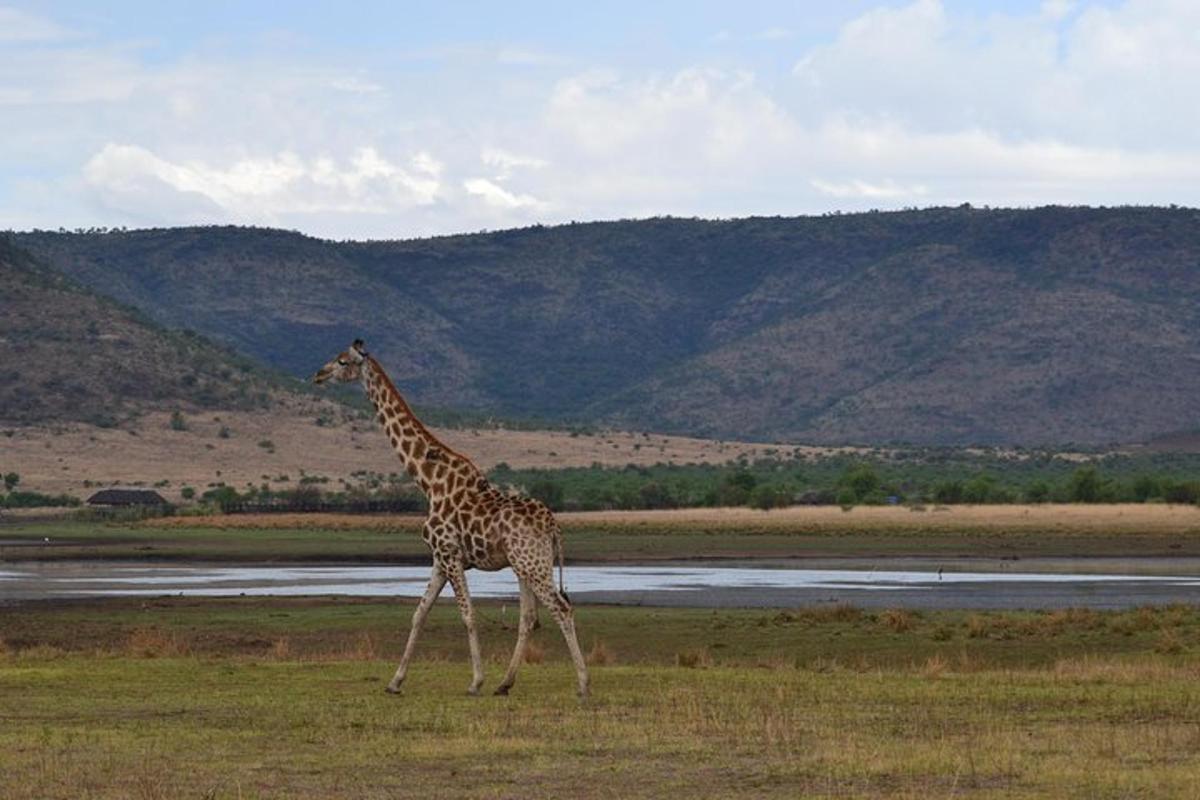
[3,561,1200,609]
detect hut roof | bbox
[86,489,168,506]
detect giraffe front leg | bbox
[495,580,536,696]
[386,566,446,694]
[446,563,485,696]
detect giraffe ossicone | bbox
[313,339,590,699]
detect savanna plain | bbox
[3,507,1200,798]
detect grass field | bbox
[3,598,1200,798]
[4,504,1200,563]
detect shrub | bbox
[1,491,80,509]
[1068,466,1105,502]
[528,480,565,511]
[840,463,881,500]
[1024,480,1051,504]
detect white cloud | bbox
[547,67,794,165]
[791,0,1200,150]
[0,6,77,42]
[810,178,928,200]
[463,178,546,211]
[326,76,386,95]
[1040,0,1077,21]
[83,144,444,224]
[480,147,548,179]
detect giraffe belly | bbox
[464,551,510,572]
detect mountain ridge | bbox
[14,205,1200,445]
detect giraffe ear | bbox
[352,338,366,352]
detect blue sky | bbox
[2,1,1194,239]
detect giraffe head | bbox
[313,339,370,385]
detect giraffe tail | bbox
[554,525,569,602]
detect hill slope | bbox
[16,206,1200,445]
[0,236,319,426]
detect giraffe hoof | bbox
[467,687,482,697]
[384,685,402,695]
[493,684,511,696]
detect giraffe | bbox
[313,339,590,699]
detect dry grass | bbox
[522,641,545,664]
[587,640,615,666]
[560,503,1200,535]
[880,608,916,633]
[4,410,797,502]
[676,648,713,668]
[921,653,948,679]
[126,627,191,658]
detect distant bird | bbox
[937,567,943,581]
[43,537,50,543]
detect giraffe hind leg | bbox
[527,575,590,699]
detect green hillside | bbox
[16,206,1200,444]
[0,236,316,426]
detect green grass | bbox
[0,520,432,562]
[3,599,1200,798]
[6,509,1200,564]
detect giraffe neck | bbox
[360,357,486,504]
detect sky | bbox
[2,0,1198,240]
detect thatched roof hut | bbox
[86,489,168,507]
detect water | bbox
[3,561,1200,609]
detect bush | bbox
[528,480,565,511]
[933,480,964,504]
[200,485,243,512]
[839,464,880,502]
[749,484,789,510]
[716,470,756,506]
[1024,480,1051,504]
[169,411,187,431]
[638,481,678,510]
[836,488,857,511]
[1,491,80,509]
[1068,466,1107,502]
[962,474,996,504]
[1161,480,1200,505]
